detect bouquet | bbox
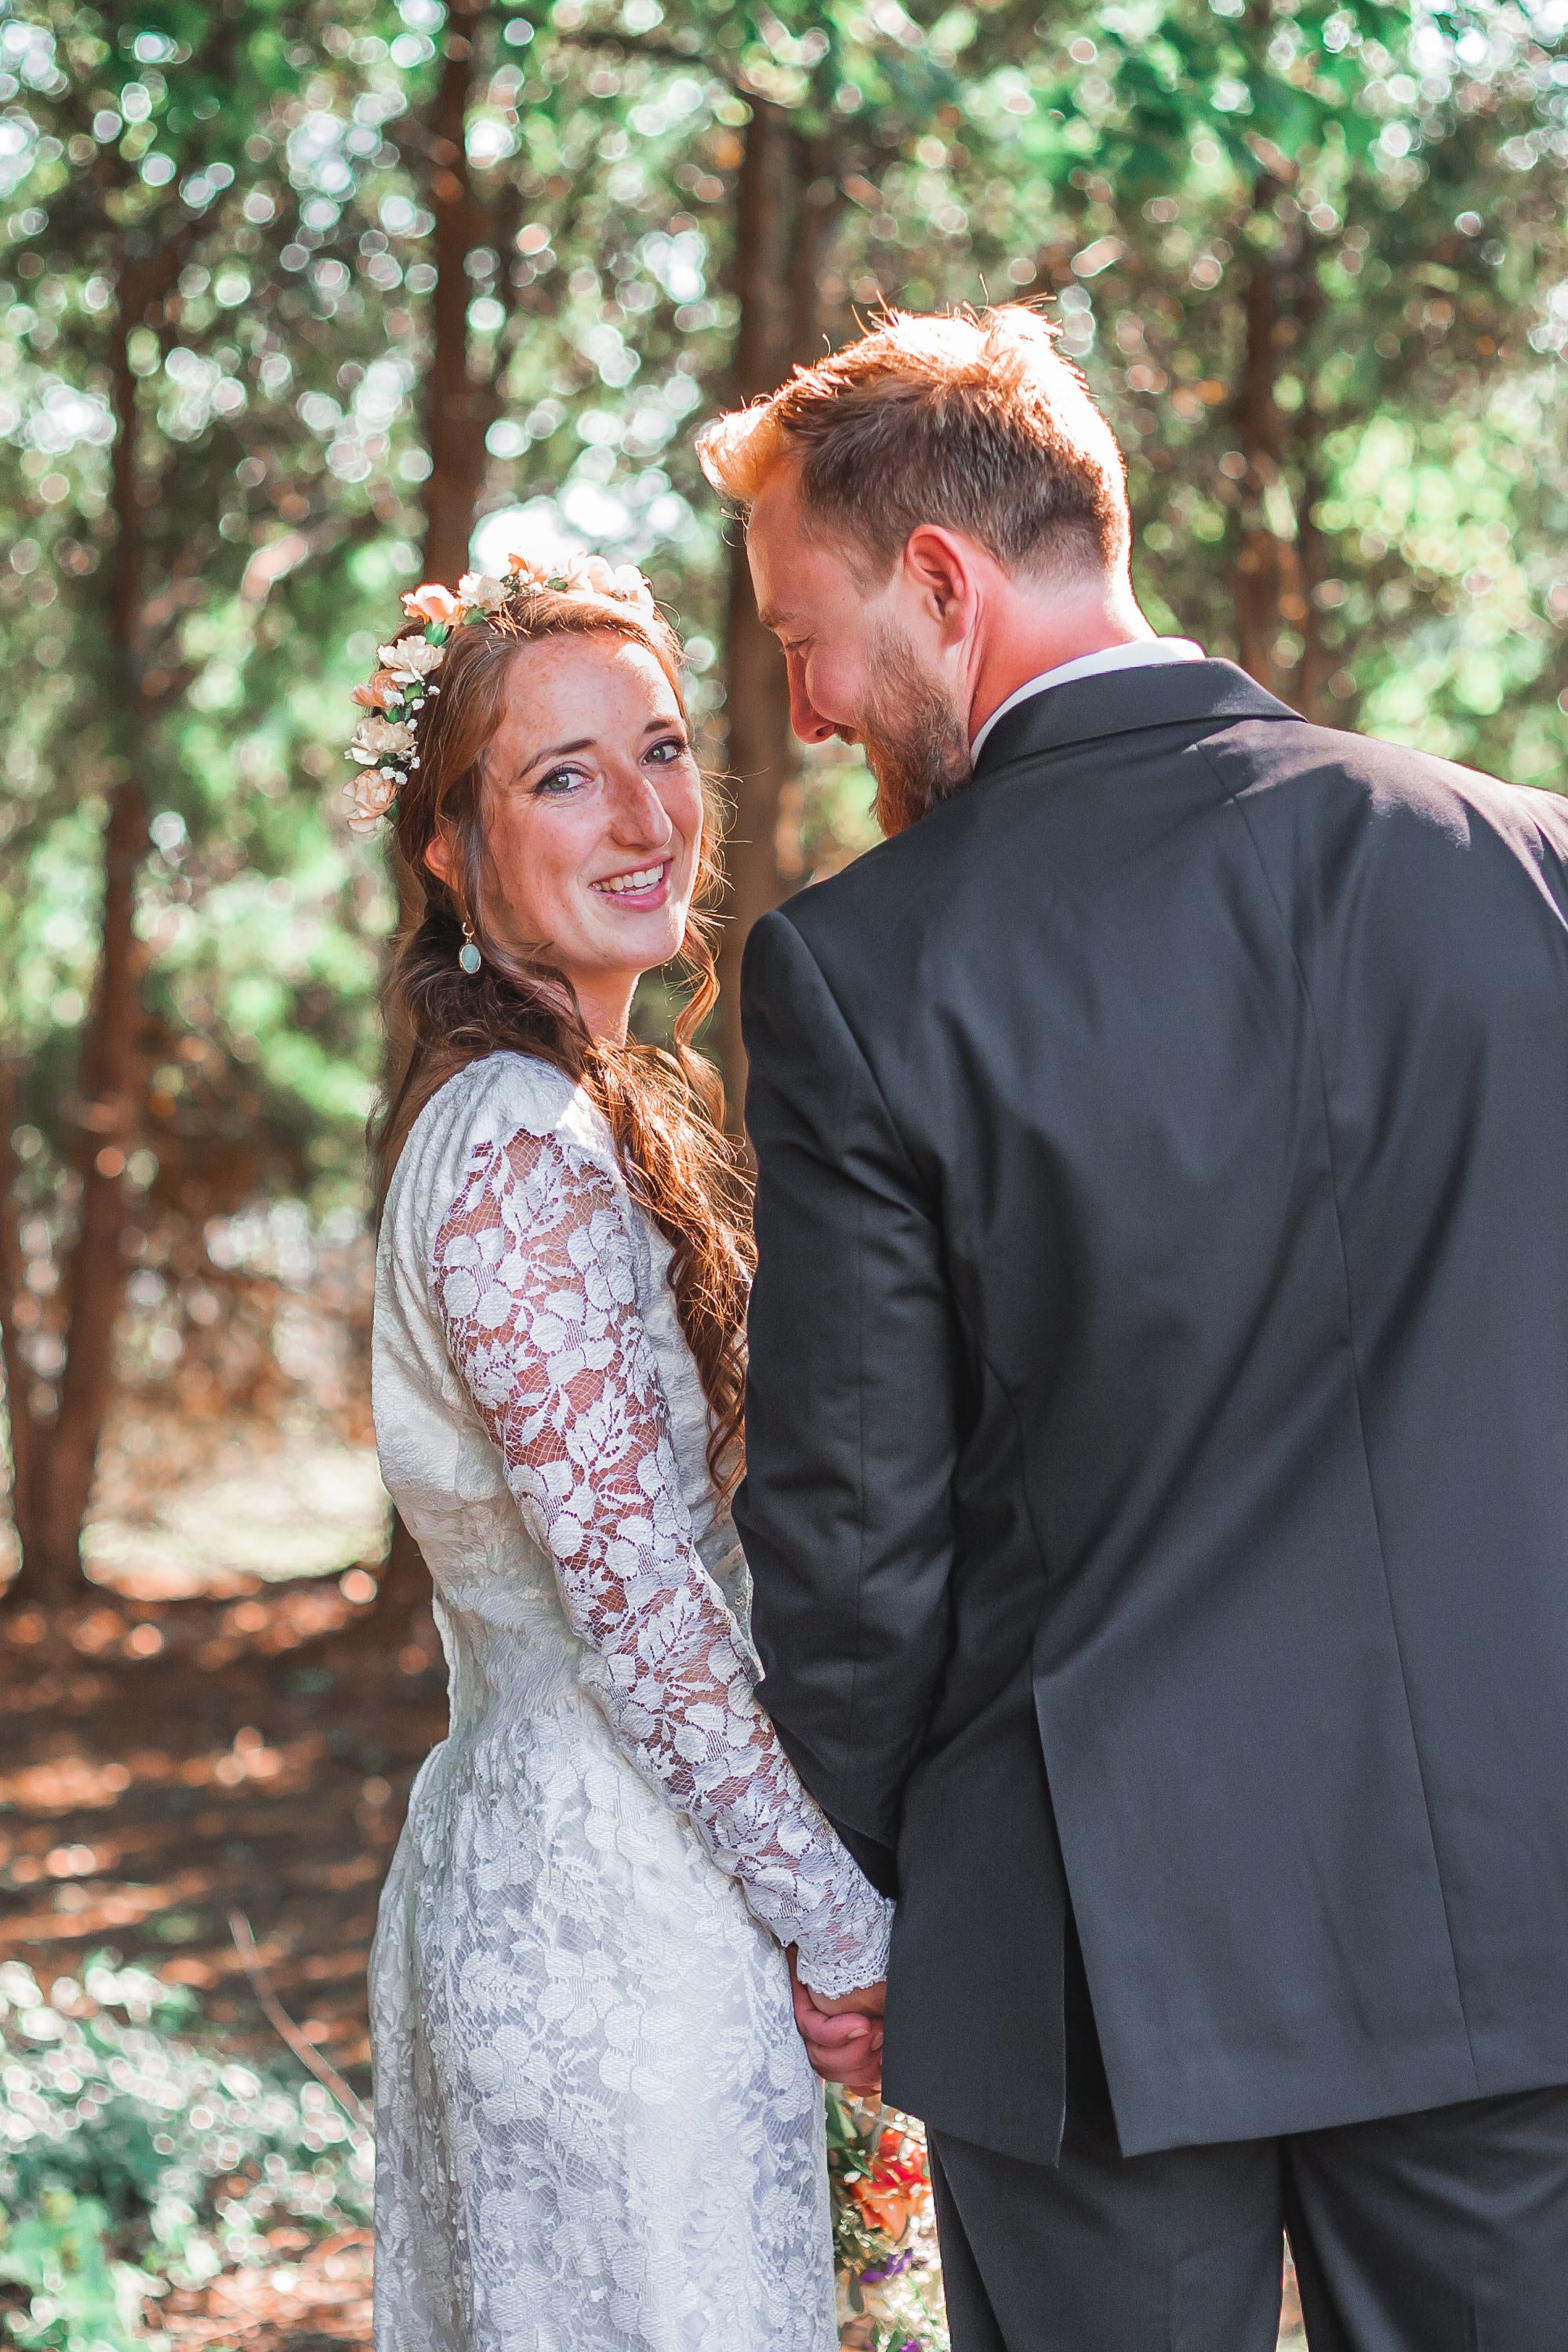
[827,2092,947,2350]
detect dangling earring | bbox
[458,920,481,975]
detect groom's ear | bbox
[902,524,982,639]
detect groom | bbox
[697,307,1568,2350]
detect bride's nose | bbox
[605,762,675,849]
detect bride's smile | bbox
[591,858,673,904]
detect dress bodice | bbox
[372,1050,891,1998]
[376,1054,749,1737]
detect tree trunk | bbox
[372,5,477,1625]
[374,1512,435,1635]
[34,775,146,1583]
[1232,246,1290,695]
[5,249,169,1607]
[373,6,495,1628]
[1291,274,1330,726]
[421,3,493,588]
[714,100,834,1124]
[0,1062,40,1573]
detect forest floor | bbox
[0,1576,1306,2351]
[0,1573,445,2348]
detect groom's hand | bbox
[808,1980,886,2020]
[787,1951,885,2094]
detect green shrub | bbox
[0,1955,370,2351]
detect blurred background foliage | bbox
[0,1955,372,2352]
[2,0,1568,1603]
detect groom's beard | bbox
[855,627,974,838]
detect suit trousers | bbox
[928,1932,1568,2352]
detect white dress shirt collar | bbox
[970,637,1207,763]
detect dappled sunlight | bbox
[83,1437,390,1597]
[0,1602,445,2082]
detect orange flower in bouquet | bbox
[851,2129,932,2242]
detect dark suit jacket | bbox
[735,660,1568,2164]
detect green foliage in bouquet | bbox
[0,1955,370,2352]
[826,2090,947,2352]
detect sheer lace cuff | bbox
[793,1909,892,2001]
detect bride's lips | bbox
[589,858,673,912]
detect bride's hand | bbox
[787,1950,884,2094]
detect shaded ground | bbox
[155,2231,374,2350]
[0,1576,443,2349]
[0,1579,444,2078]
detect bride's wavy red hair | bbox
[376,586,753,1491]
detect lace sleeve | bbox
[430,1123,893,1998]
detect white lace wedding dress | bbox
[368,1051,892,2352]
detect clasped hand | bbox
[786,1950,886,2095]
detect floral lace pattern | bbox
[430,1125,892,2000]
[369,1697,840,2351]
[368,1058,889,2352]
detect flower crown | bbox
[343,548,658,835]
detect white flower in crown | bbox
[609,561,656,612]
[378,634,445,681]
[457,570,509,613]
[498,545,655,610]
[343,767,400,834]
[348,713,416,764]
[561,552,618,597]
[379,636,444,681]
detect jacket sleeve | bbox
[735,905,963,1875]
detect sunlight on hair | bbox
[696,300,1131,582]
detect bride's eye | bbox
[532,764,584,796]
[644,735,686,767]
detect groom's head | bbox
[696,305,1133,834]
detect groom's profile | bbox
[699,307,1568,2350]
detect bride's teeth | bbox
[598,866,663,895]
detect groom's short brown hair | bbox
[695,303,1130,582]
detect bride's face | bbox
[473,631,703,1039]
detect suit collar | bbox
[971,659,1298,777]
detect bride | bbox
[354,550,893,2351]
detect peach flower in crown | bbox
[350,669,403,713]
[343,766,400,832]
[505,550,555,591]
[401,582,464,627]
[340,548,659,835]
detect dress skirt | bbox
[369,1686,840,2352]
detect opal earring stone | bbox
[459,922,481,975]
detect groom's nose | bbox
[785,652,839,746]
